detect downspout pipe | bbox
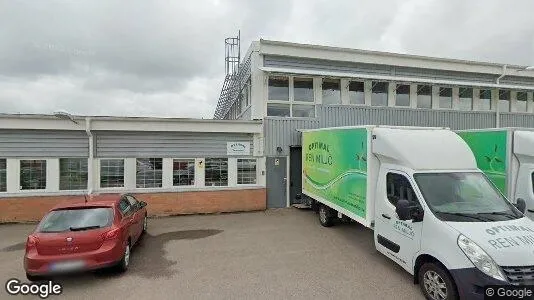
[85,117,93,195]
[495,65,507,128]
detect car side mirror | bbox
[515,198,526,214]
[139,201,147,208]
[396,199,411,221]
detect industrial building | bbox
[2,37,534,222]
[213,37,534,209]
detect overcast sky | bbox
[1,0,533,118]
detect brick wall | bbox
[0,188,266,223]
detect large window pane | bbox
[268,76,289,101]
[322,79,341,104]
[136,158,163,188]
[294,78,314,102]
[459,88,473,111]
[395,84,410,107]
[499,90,510,112]
[516,91,528,112]
[59,158,88,190]
[205,158,228,186]
[417,85,432,109]
[173,159,195,186]
[349,81,365,105]
[20,160,46,190]
[237,159,257,185]
[479,89,492,111]
[439,87,452,109]
[267,103,290,117]
[100,159,124,188]
[0,159,6,192]
[371,82,388,106]
[292,104,315,118]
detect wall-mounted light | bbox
[276,146,283,153]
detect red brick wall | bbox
[0,188,266,223]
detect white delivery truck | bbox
[457,128,534,219]
[302,126,532,300]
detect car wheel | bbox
[419,262,458,300]
[142,214,147,233]
[318,204,335,227]
[26,273,44,282]
[117,241,131,273]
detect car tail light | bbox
[102,228,120,240]
[26,235,38,252]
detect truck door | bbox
[514,162,534,218]
[375,170,423,273]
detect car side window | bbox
[386,173,419,206]
[126,195,139,210]
[118,199,132,217]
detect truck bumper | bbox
[449,268,509,300]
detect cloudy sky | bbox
[1,0,533,118]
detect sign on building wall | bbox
[227,142,251,156]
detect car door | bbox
[375,169,424,272]
[125,195,142,241]
[118,198,135,243]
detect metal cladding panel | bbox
[95,131,254,158]
[318,105,496,130]
[500,113,534,128]
[0,130,88,157]
[264,118,319,156]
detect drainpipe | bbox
[495,65,507,128]
[85,117,93,195]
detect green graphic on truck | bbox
[457,130,507,195]
[302,128,367,218]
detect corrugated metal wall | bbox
[95,131,254,158]
[500,113,534,127]
[0,130,88,157]
[264,118,319,156]
[318,105,496,129]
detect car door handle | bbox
[382,214,391,220]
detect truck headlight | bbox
[457,234,507,282]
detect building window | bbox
[459,88,473,111]
[395,84,410,107]
[294,78,314,102]
[267,103,290,117]
[237,159,257,184]
[322,78,341,104]
[0,159,6,192]
[136,158,163,188]
[173,159,195,186]
[100,159,124,188]
[417,85,432,109]
[292,104,315,118]
[371,82,388,106]
[59,158,88,190]
[20,160,46,190]
[516,91,528,112]
[479,89,492,111]
[268,76,289,101]
[499,90,511,112]
[438,87,452,109]
[349,81,365,105]
[205,158,228,186]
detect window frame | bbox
[370,81,389,107]
[416,85,433,109]
[172,158,196,187]
[267,75,316,118]
[499,89,511,112]
[348,80,365,106]
[386,171,422,208]
[394,84,410,107]
[0,158,6,193]
[59,158,88,191]
[204,158,229,187]
[438,87,453,110]
[479,89,492,111]
[19,159,47,191]
[458,87,473,111]
[135,157,163,189]
[515,91,528,112]
[99,158,125,189]
[321,78,341,105]
[237,158,257,185]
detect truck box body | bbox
[457,128,534,215]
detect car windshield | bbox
[414,172,522,222]
[37,207,113,233]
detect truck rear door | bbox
[375,168,423,273]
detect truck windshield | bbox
[414,172,522,222]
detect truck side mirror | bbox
[515,198,526,214]
[396,199,411,221]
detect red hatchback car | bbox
[24,194,148,281]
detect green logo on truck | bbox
[303,128,367,218]
[458,130,507,195]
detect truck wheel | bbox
[310,200,319,213]
[419,263,458,300]
[318,204,335,227]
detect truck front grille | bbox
[501,265,534,285]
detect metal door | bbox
[266,157,287,208]
[290,147,303,204]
